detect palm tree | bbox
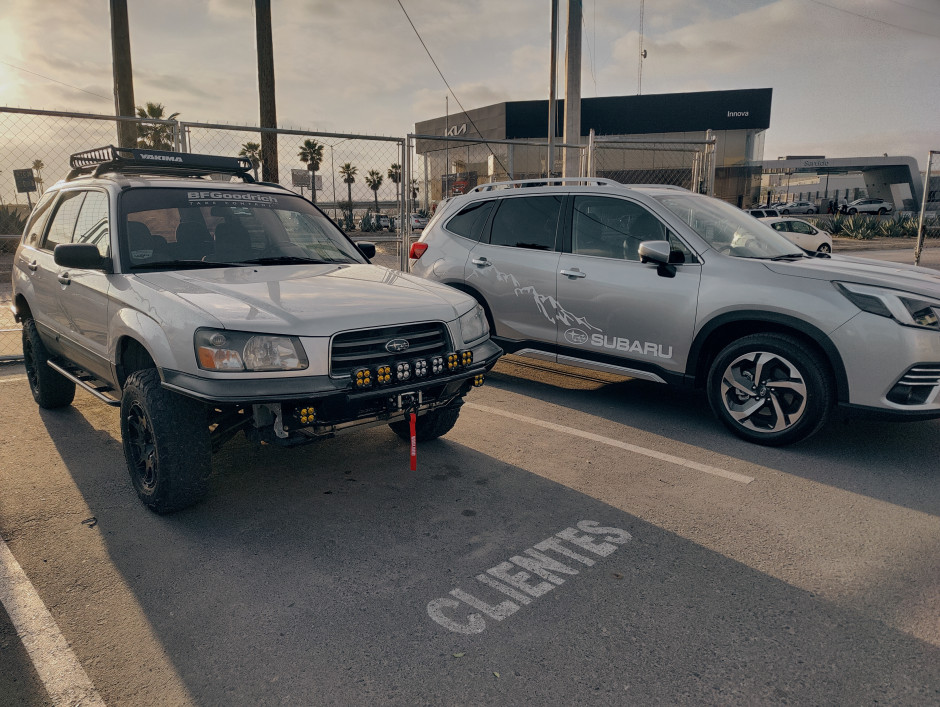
[31,159,44,193]
[297,139,324,203]
[339,163,357,222]
[239,142,261,180]
[365,169,384,216]
[387,163,401,204]
[409,178,420,201]
[135,102,180,150]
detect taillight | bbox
[410,242,429,259]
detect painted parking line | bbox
[466,403,754,484]
[0,375,27,384]
[0,539,105,706]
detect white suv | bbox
[409,178,940,446]
[11,146,501,512]
[844,198,893,215]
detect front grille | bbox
[330,322,450,377]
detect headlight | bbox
[834,282,940,331]
[194,329,309,371]
[458,304,489,345]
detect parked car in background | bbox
[780,201,817,214]
[409,178,940,447]
[410,214,429,231]
[744,208,780,218]
[759,217,833,253]
[844,198,893,215]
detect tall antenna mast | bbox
[637,0,646,95]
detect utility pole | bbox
[562,0,582,177]
[255,0,279,183]
[547,0,558,178]
[110,0,136,148]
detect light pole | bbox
[329,138,350,222]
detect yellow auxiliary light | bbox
[473,374,485,387]
[296,405,316,425]
[459,350,473,367]
[353,367,373,388]
[446,353,459,371]
[376,365,392,385]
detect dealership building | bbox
[414,87,924,211]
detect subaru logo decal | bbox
[385,338,410,353]
[564,328,588,345]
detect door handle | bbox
[471,257,491,267]
[559,269,586,279]
[57,272,71,285]
[28,260,38,272]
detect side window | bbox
[771,222,789,232]
[42,191,87,250]
[444,200,494,241]
[790,221,814,235]
[489,196,561,250]
[72,191,110,257]
[22,192,57,247]
[571,195,665,262]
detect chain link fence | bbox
[590,135,715,195]
[914,149,940,266]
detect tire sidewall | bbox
[706,334,831,446]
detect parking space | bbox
[1,359,939,704]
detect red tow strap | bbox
[409,413,417,471]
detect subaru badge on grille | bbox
[385,338,410,353]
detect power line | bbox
[0,59,112,101]
[395,0,509,174]
[806,0,940,38]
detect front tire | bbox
[878,208,887,215]
[706,333,833,446]
[389,398,463,442]
[817,243,831,253]
[22,319,75,409]
[120,369,211,513]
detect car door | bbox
[464,194,563,355]
[786,220,817,250]
[555,194,702,377]
[55,189,113,378]
[30,190,87,351]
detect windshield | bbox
[120,187,367,270]
[655,193,805,259]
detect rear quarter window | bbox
[443,200,494,241]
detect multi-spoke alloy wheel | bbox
[126,401,157,493]
[707,333,833,446]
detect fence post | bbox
[401,136,412,272]
[705,129,717,196]
[914,150,937,267]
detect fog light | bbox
[396,361,412,381]
[473,374,485,387]
[446,353,459,371]
[353,367,372,388]
[413,359,428,378]
[431,356,444,374]
[376,365,392,385]
[295,405,316,425]
[459,349,473,367]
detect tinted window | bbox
[43,191,86,250]
[489,196,561,250]
[22,192,57,247]
[789,221,814,234]
[444,200,494,241]
[572,196,665,262]
[72,191,110,256]
[771,222,789,232]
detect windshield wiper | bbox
[131,259,247,270]
[241,256,330,265]
[768,253,806,261]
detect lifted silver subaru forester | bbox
[410,178,940,446]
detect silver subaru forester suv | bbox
[410,178,940,446]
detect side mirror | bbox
[54,243,109,270]
[638,240,676,279]
[356,241,376,259]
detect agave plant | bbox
[841,214,879,240]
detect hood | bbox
[135,263,475,335]
[763,254,940,299]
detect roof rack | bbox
[66,146,254,182]
[469,177,619,193]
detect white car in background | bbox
[845,198,893,215]
[780,201,817,215]
[760,217,833,253]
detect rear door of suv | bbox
[554,193,702,377]
[463,194,563,356]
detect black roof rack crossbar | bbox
[66,145,254,182]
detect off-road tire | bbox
[706,333,833,446]
[120,369,211,513]
[22,319,75,409]
[389,398,463,442]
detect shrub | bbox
[815,213,846,236]
[0,206,27,236]
[840,214,880,240]
[879,214,915,238]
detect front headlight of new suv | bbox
[458,304,490,345]
[194,328,309,371]
[834,282,940,331]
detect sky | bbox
[0,0,938,180]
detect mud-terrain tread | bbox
[120,368,211,513]
[389,399,463,442]
[22,318,76,409]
